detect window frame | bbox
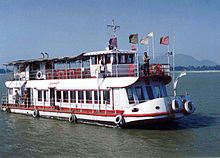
[38,90,42,101]
[63,90,69,103]
[56,90,62,102]
[135,86,145,103]
[126,87,135,104]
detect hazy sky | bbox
[0,0,220,64]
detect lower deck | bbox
[1,103,181,127]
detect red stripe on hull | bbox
[1,104,185,118]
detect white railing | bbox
[8,64,170,81]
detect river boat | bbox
[0,21,195,127]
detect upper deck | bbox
[4,49,171,84]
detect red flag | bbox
[109,37,117,50]
[160,36,169,45]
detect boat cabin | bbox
[5,49,169,81]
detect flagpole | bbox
[152,34,155,63]
[167,44,170,65]
[136,43,139,77]
[172,32,176,96]
[147,44,150,55]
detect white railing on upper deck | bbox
[9,64,170,81]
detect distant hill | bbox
[154,54,218,67]
[0,69,6,73]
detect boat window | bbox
[70,91,76,103]
[43,90,48,102]
[94,90,101,104]
[135,87,145,103]
[126,88,135,104]
[56,91,61,102]
[119,54,126,64]
[31,63,40,71]
[112,54,117,64]
[146,86,154,100]
[8,88,13,95]
[83,60,90,68]
[63,91,69,103]
[78,91,84,103]
[86,91,92,104]
[45,62,53,70]
[103,90,110,104]
[160,85,168,97]
[127,54,134,64]
[154,85,162,98]
[92,56,97,65]
[38,90,42,101]
[105,54,111,64]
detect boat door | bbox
[26,88,32,106]
[50,88,55,106]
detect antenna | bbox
[41,52,44,58]
[107,19,120,37]
[45,52,49,58]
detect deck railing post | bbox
[105,101,107,114]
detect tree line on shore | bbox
[173,65,220,71]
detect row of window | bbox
[126,85,167,104]
[91,54,134,65]
[37,90,110,104]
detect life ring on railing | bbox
[6,107,11,113]
[36,71,43,80]
[172,99,179,111]
[69,114,77,123]
[155,64,162,75]
[68,69,75,79]
[114,115,125,127]
[184,101,195,114]
[128,64,134,76]
[32,109,39,118]
[57,70,63,79]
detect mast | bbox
[173,32,176,96]
[107,19,120,38]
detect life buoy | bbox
[155,64,162,75]
[114,115,125,127]
[6,107,11,113]
[128,64,134,76]
[69,114,77,123]
[184,101,195,114]
[172,99,179,111]
[36,71,43,80]
[32,109,39,118]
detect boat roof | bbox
[4,53,86,66]
[4,49,136,66]
[6,77,139,89]
[83,49,135,56]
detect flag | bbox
[147,32,154,37]
[109,37,117,50]
[129,34,138,44]
[160,36,169,45]
[140,36,149,45]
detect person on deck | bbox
[14,90,20,104]
[143,52,150,76]
[99,57,105,73]
[24,90,29,107]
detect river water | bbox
[0,72,220,157]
